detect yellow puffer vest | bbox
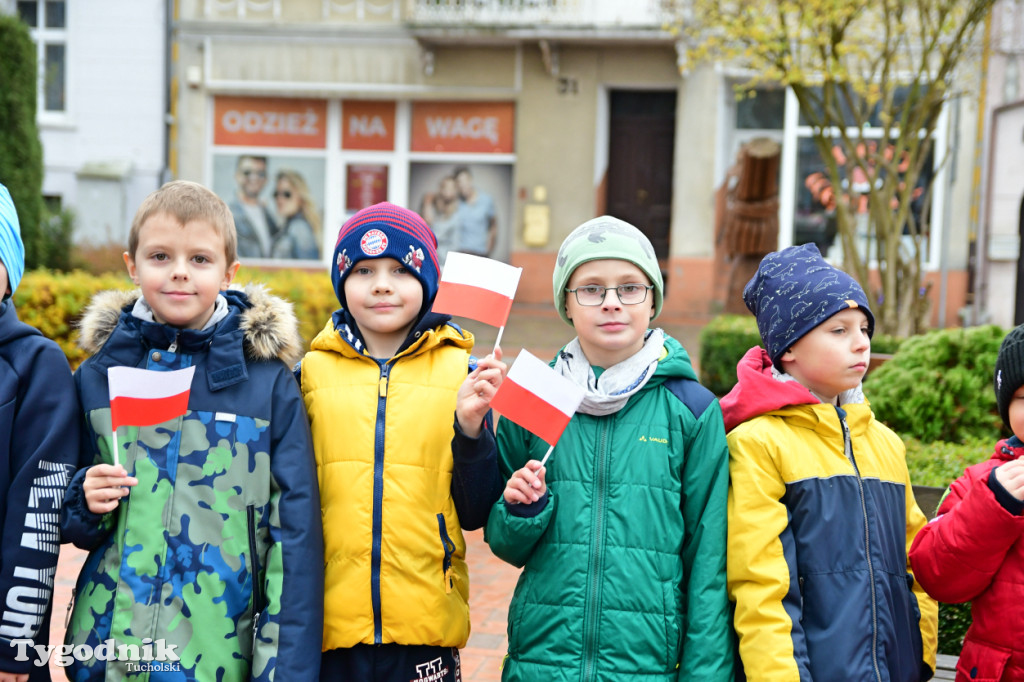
[302,319,475,650]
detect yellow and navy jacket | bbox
[300,310,501,651]
[720,346,937,682]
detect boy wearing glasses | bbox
[485,216,734,680]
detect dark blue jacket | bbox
[0,301,78,679]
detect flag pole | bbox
[111,429,120,469]
[539,444,554,467]
[493,325,505,354]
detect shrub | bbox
[698,314,761,396]
[868,325,1006,443]
[0,14,44,269]
[11,266,338,369]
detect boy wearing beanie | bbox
[909,324,1024,680]
[299,202,505,681]
[721,243,937,681]
[0,184,78,680]
[485,216,734,680]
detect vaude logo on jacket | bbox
[12,638,180,668]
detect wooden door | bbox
[607,90,677,261]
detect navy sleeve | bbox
[450,411,503,531]
[0,337,78,674]
[254,366,324,682]
[988,466,1024,515]
[59,369,115,551]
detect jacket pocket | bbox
[247,504,264,646]
[436,513,456,593]
[956,638,1011,681]
[662,581,682,668]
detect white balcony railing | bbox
[407,0,674,29]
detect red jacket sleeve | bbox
[909,460,1024,603]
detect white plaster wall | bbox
[39,0,166,244]
[986,105,1024,328]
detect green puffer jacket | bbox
[485,335,733,681]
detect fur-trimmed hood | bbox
[77,283,304,367]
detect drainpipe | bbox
[162,0,177,184]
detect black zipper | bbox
[247,504,263,644]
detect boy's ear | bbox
[123,251,139,285]
[221,260,241,290]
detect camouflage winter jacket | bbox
[60,286,324,682]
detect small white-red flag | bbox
[108,366,196,431]
[432,252,522,328]
[490,350,584,446]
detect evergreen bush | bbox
[697,314,761,396]
[0,14,44,268]
[868,325,1006,443]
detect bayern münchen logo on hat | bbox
[360,229,388,256]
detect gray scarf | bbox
[554,328,665,416]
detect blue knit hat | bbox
[0,185,26,300]
[332,202,440,312]
[744,243,874,368]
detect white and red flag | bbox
[432,252,522,330]
[490,350,584,451]
[108,365,195,466]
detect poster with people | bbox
[409,163,513,266]
[211,153,327,263]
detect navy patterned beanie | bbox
[995,324,1024,430]
[743,243,874,368]
[331,202,440,311]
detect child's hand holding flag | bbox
[490,350,585,504]
[83,366,196,515]
[456,347,508,438]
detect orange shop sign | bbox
[342,100,396,151]
[214,96,327,149]
[411,102,515,154]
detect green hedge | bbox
[868,325,1005,444]
[0,14,45,268]
[697,314,762,396]
[12,266,338,368]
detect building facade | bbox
[5,0,984,324]
[4,0,169,245]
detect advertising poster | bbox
[409,162,514,265]
[211,153,327,263]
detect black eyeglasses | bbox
[565,283,653,306]
[273,190,292,199]
[242,169,266,178]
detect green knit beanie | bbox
[552,215,664,326]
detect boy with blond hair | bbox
[299,202,505,681]
[722,243,937,680]
[486,216,733,680]
[60,180,323,681]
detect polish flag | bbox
[108,366,196,431]
[490,350,584,446]
[432,252,522,328]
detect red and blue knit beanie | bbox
[331,202,440,311]
[743,243,874,369]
